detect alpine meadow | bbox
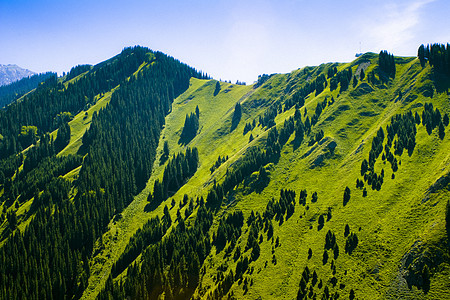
[1,43,450,300]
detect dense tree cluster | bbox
[298,189,308,206]
[327,66,338,79]
[0,46,154,159]
[311,98,328,127]
[206,128,282,208]
[387,112,417,157]
[254,74,273,89]
[179,111,199,144]
[98,203,213,300]
[379,50,396,79]
[297,266,311,299]
[293,109,307,147]
[0,47,206,299]
[325,230,339,259]
[150,148,199,204]
[360,104,448,196]
[422,102,446,138]
[234,256,250,285]
[345,232,359,254]
[111,216,167,278]
[258,103,280,128]
[160,140,170,164]
[54,121,71,152]
[308,129,324,146]
[278,116,295,146]
[214,211,244,252]
[263,189,296,223]
[284,89,306,112]
[16,154,81,208]
[313,74,327,96]
[17,125,38,150]
[291,72,328,102]
[330,68,352,92]
[418,43,450,74]
[243,119,256,135]
[0,72,56,108]
[245,211,263,261]
[65,64,92,81]
[210,155,228,174]
[352,75,358,88]
[0,153,23,184]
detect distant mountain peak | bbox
[0,64,35,86]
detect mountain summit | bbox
[0,64,35,86]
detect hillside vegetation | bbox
[1,45,450,300]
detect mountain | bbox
[0,64,36,86]
[0,45,450,300]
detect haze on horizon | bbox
[1,0,449,84]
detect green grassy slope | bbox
[86,53,450,299]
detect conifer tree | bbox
[214,81,221,96]
[343,186,351,205]
[231,102,242,132]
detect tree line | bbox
[149,147,199,205]
[0,72,56,108]
[418,43,450,75]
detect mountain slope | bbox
[97,52,450,300]
[1,46,450,300]
[0,46,207,299]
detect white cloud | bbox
[363,0,435,53]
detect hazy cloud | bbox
[364,0,435,52]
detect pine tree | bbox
[439,121,445,140]
[163,141,169,157]
[195,105,200,118]
[418,44,426,67]
[443,113,449,127]
[231,103,242,132]
[343,186,351,205]
[312,191,318,203]
[322,250,328,264]
[422,264,430,291]
[214,81,221,96]
[344,224,350,237]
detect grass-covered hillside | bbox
[95,51,450,300]
[1,45,450,300]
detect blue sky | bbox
[1,0,449,83]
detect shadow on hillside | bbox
[144,200,160,213]
[242,174,270,195]
[178,134,195,146]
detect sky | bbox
[1,0,449,84]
